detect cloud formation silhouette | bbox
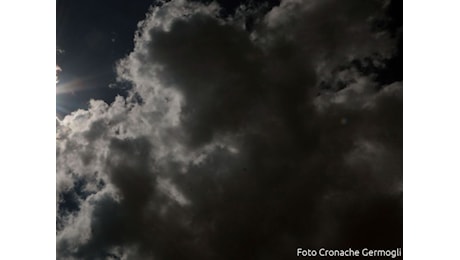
[57,0,402,259]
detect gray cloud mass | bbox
[57,0,402,259]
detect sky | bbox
[56,0,402,259]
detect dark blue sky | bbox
[56,0,281,117]
[56,0,154,116]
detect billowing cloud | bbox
[56,65,62,84]
[57,0,402,259]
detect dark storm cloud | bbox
[57,0,402,259]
